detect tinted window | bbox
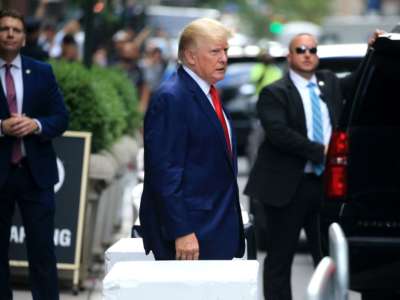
[352,53,400,126]
[318,57,362,78]
[347,51,400,205]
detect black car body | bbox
[320,34,400,298]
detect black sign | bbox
[9,131,91,267]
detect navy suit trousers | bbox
[0,161,59,300]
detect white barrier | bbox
[103,260,259,300]
[329,223,349,300]
[306,257,336,300]
[104,238,153,274]
[305,222,349,300]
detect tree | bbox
[268,0,330,24]
[197,0,331,38]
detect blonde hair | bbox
[178,18,232,64]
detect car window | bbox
[219,62,257,86]
[351,53,400,127]
[318,57,362,78]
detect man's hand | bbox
[368,29,385,47]
[2,114,38,137]
[175,233,199,260]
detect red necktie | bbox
[210,85,232,155]
[5,64,22,164]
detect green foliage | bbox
[51,60,141,152]
[197,0,331,39]
[91,66,142,135]
[268,0,330,23]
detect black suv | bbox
[320,33,400,299]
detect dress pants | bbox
[263,174,323,300]
[0,160,59,300]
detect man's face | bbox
[0,16,25,57]
[188,37,229,85]
[287,34,319,77]
[62,44,79,62]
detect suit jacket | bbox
[0,56,69,192]
[245,70,343,207]
[139,66,245,259]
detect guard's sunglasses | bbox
[295,45,318,55]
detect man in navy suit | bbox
[0,10,68,300]
[139,18,245,260]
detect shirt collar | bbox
[0,54,22,69]
[289,68,317,88]
[182,64,211,97]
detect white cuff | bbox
[33,119,42,134]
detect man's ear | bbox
[184,48,196,66]
[287,53,292,65]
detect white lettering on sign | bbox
[9,226,72,247]
[54,157,65,194]
[10,226,25,243]
[53,228,71,247]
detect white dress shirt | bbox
[0,55,41,156]
[289,69,332,173]
[0,55,24,113]
[182,65,232,145]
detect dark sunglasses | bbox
[295,45,318,55]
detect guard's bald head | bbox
[288,33,318,53]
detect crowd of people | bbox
[16,1,175,113]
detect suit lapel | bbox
[21,56,32,114]
[316,73,335,125]
[286,75,307,135]
[178,67,235,170]
[193,87,235,166]
[224,110,238,173]
[0,75,10,117]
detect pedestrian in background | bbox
[0,9,69,300]
[117,41,150,112]
[59,33,79,62]
[20,17,49,61]
[139,18,245,260]
[251,49,282,95]
[142,44,167,96]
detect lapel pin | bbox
[318,81,324,87]
[26,69,31,74]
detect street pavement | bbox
[12,157,361,300]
